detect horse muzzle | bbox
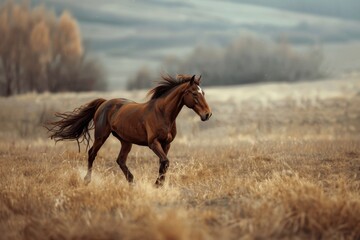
[201,112,212,121]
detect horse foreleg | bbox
[149,139,170,187]
[116,141,134,183]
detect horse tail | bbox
[46,98,106,151]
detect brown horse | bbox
[47,75,212,186]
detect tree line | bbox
[127,37,324,90]
[0,1,106,96]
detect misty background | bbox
[2,0,360,91]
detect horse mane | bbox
[147,75,193,100]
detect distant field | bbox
[1,76,360,239]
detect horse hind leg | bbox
[84,128,110,185]
[116,140,134,183]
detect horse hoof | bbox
[155,180,164,188]
[128,180,135,187]
[84,176,91,186]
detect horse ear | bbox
[190,75,196,85]
[198,75,202,84]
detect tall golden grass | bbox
[0,76,360,239]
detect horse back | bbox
[94,98,134,128]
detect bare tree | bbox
[0,1,106,96]
[56,11,83,60]
[127,37,324,89]
[0,2,13,96]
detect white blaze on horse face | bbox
[197,86,203,95]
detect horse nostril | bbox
[206,113,212,120]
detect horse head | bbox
[183,75,212,121]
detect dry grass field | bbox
[1,75,360,239]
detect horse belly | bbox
[116,126,147,145]
[122,127,148,146]
[112,115,148,146]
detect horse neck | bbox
[157,84,186,124]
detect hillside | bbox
[28,0,360,88]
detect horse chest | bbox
[166,132,173,142]
[157,126,175,143]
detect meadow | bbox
[0,75,360,239]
